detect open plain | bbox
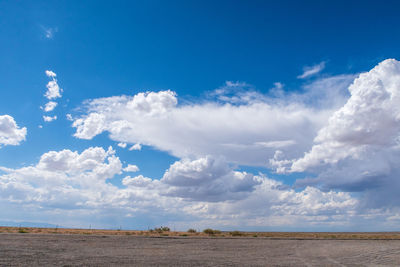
[1,229,400,266]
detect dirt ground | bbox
[1,233,400,266]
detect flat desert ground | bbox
[1,229,400,266]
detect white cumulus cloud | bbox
[71,89,339,167]
[160,156,261,202]
[123,164,139,172]
[0,115,27,147]
[43,115,57,122]
[44,70,63,100]
[43,101,58,112]
[45,70,57,78]
[122,175,152,187]
[291,59,400,173]
[72,113,106,139]
[0,147,360,229]
[269,58,400,210]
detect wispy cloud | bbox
[129,143,142,151]
[41,26,58,39]
[269,82,285,97]
[298,61,326,79]
[117,142,127,148]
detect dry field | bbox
[1,226,400,239]
[1,228,400,266]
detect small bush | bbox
[203,228,214,234]
[230,231,243,236]
[203,228,221,235]
[153,226,170,233]
[18,228,28,233]
[187,228,197,233]
[161,226,170,232]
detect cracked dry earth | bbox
[1,234,400,266]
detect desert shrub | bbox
[203,228,214,234]
[161,226,170,232]
[230,231,243,236]
[18,228,28,233]
[203,228,221,235]
[187,228,197,233]
[153,226,170,233]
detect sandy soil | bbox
[1,233,400,266]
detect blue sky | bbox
[1,0,400,231]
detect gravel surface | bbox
[1,233,400,266]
